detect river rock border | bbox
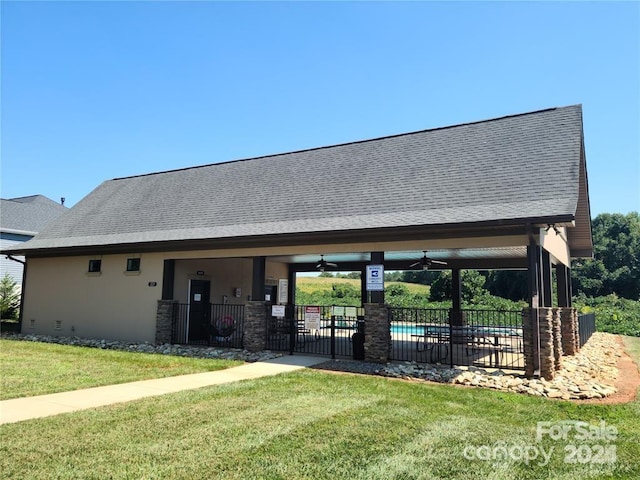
[315,332,621,400]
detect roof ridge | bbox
[111,104,580,182]
[1,195,44,202]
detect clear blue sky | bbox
[2,1,638,216]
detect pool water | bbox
[390,325,425,336]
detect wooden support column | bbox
[527,244,541,309]
[161,259,175,300]
[556,264,571,308]
[360,268,368,305]
[541,249,553,307]
[370,252,385,304]
[451,269,462,312]
[288,264,296,306]
[526,243,541,374]
[252,256,266,302]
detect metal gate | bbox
[266,305,364,359]
[172,303,245,348]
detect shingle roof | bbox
[8,105,591,254]
[0,195,67,235]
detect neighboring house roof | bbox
[0,195,67,236]
[5,105,592,257]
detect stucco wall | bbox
[22,254,164,343]
[174,258,253,305]
[22,253,291,343]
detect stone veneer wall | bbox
[523,307,563,380]
[552,308,563,371]
[155,299,177,345]
[522,308,537,378]
[560,307,579,356]
[244,301,268,352]
[363,303,391,363]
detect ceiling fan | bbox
[315,255,338,272]
[410,251,447,270]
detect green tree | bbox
[0,273,20,320]
[485,270,528,301]
[429,270,487,303]
[400,270,439,285]
[330,283,359,300]
[572,212,640,300]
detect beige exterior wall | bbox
[539,227,570,266]
[22,253,291,343]
[174,258,253,305]
[22,253,165,343]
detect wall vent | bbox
[29,319,36,329]
[55,320,62,330]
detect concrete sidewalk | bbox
[0,355,326,425]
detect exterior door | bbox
[188,280,211,342]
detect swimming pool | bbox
[390,325,426,336]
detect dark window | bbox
[88,259,102,273]
[126,258,141,272]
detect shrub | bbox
[573,293,640,337]
[0,274,20,321]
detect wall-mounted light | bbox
[545,224,560,235]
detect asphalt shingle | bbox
[12,106,587,251]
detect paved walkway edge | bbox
[0,355,326,425]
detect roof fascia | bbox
[10,215,576,258]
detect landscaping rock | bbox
[2,331,621,400]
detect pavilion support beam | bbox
[161,259,175,300]
[252,256,266,302]
[288,264,296,306]
[451,269,462,311]
[369,252,385,304]
[527,244,542,309]
[541,249,553,307]
[556,264,571,308]
[449,268,466,343]
[360,268,367,306]
[526,243,542,375]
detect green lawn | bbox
[0,339,242,400]
[1,338,639,479]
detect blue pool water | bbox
[390,325,425,336]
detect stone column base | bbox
[363,303,391,363]
[155,300,177,345]
[244,301,268,352]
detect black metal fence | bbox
[266,305,364,358]
[171,303,245,348]
[578,312,596,347]
[389,308,525,370]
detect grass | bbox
[0,339,242,400]
[0,339,639,479]
[621,336,640,366]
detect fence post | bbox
[155,299,177,345]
